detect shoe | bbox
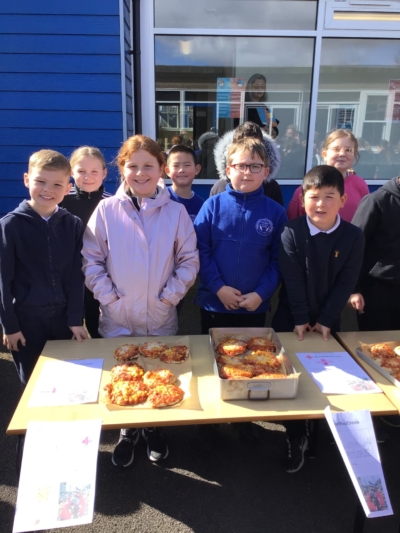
[142,428,169,462]
[235,422,260,445]
[380,415,400,428]
[285,435,308,473]
[111,429,140,467]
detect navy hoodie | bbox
[0,201,84,334]
[194,185,287,314]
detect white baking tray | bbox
[209,328,300,401]
[357,340,400,389]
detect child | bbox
[349,176,400,331]
[195,137,287,330]
[272,165,364,473]
[0,150,87,386]
[211,122,283,205]
[82,135,199,467]
[287,130,369,222]
[165,144,204,222]
[61,146,112,338]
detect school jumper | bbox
[272,215,364,333]
[194,184,287,331]
[352,176,400,330]
[82,181,199,338]
[286,173,369,222]
[209,177,284,206]
[61,184,112,338]
[167,186,205,221]
[0,201,84,384]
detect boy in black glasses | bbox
[194,137,287,332]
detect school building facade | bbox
[1,0,400,217]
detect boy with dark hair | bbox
[0,149,87,386]
[272,165,364,472]
[166,144,204,222]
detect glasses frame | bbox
[229,163,267,174]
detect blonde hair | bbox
[117,135,165,181]
[28,149,71,175]
[70,146,106,170]
[323,129,360,164]
[227,138,270,167]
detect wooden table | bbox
[7,332,398,435]
[337,330,400,414]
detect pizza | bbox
[251,364,282,376]
[380,358,400,375]
[143,369,176,388]
[370,343,396,359]
[114,344,139,361]
[159,345,189,364]
[216,354,243,365]
[215,338,247,357]
[219,363,254,380]
[110,362,145,382]
[147,383,184,408]
[139,341,168,359]
[253,372,287,380]
[247,337,276,353]
[244,351,281,369]
[393,371,400,382]
[104,380,149,406]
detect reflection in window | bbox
[318,39,400,180]
[155,35,314,180]
[155,0,317,30]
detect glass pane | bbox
[155,35,314,180]
[155,0,317,30]
[318,39,400,181]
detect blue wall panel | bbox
[0,1,124,216]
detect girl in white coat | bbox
[82,135,199,467]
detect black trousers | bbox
[84,286,101,339]
[200,308,266,334]
[272,300,341,335]
[11,309,72,386]
[357,278,400,332]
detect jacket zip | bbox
[46,222,58,313]
[234,194,246,288]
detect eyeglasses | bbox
[230,164,266,173]
[328,146,354,154]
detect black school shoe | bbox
[112,428,140,467]
[285,435,308,473]
[142,428,169,462]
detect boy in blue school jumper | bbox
[194,137,287,444]
[166,144,204,222]
[0,150,87,387]
[194,137,287,332]
[272,165,364,473]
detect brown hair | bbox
[28,149,71,176]
[323,129,360,164]
[117,135,165,179]
[227,138,270,167]
[70,146,106,169]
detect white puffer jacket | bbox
[82,181,199,338]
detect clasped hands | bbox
[216,286,262,312]
[294,323,330,341]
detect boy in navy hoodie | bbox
[0,150,87,386]
[194,137,287,332]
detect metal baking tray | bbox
[209,327,300,401]
[356,341,400,389]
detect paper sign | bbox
[296,352,381,394]
[28,359,103,407]
[325,407,393,518]
[13,419,102,532]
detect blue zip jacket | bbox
[0,200,84,334]
[194,185,287,314]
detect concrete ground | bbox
[1,286,400,533]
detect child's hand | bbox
[69,326,88,342]
[3,331,26,351]
[216,286,243,310]
[160,298,173,307]
[312,323,331,341]
[348,293,365,313]
[238,292,262,312]
[294,324,311,341]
